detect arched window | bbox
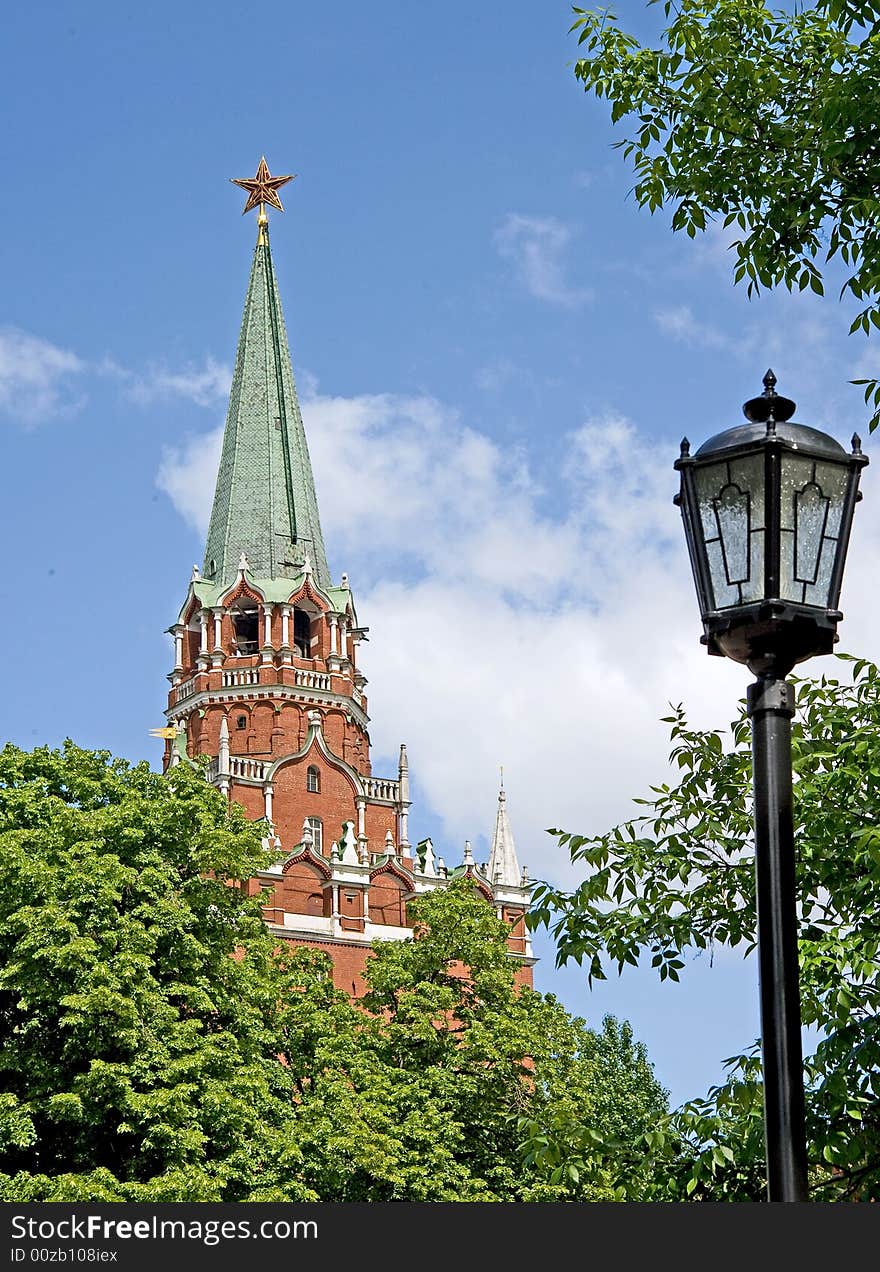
[307,765,320,793]
[236,714,247,731]
[306,816,323,855]
[230,600,259,656]
[293,608,311,658]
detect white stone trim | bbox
[165,681,371,733]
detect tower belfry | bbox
[161,161,533,994]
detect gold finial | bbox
[230,157,295,241]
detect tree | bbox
[286,879,670,1201]
[529,654,880,1199]
[569,1,880,429]
[0,741,317,1201]
[0,742,669,1202]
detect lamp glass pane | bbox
[694,454,764,609]
[813,460,849,538]
[740,527,766,604]
[730,453,765,603]
[729,454,765,527]
[803,541,840,607]
[780,454,848,605]
[704,539,741,608]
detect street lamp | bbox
[674,370,868,1203]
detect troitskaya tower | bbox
[162,159,533,995]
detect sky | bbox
[3,0,878,1111]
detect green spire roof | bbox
[202,223,331,591]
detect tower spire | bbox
[203,159,331,589]
[488,774,522,887]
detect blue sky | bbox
[3,0,877,1110]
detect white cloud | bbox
[116,356,232,407]
[156,424,224,533]
[0,332,232,426]
[654,304,737,353]
[156,383,880,886]
[0,328,84,425]
[494,214,592,308]
[156,389,746,884]
[652,296,858,431]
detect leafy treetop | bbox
[570,1,880,427]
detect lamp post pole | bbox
[747,673,809,1202]
[674,370,868,1203]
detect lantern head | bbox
[675,371,868,677]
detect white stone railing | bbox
[174,675,199,704]
[222,669,259,687]
[364,776,400,802]
[206,756,269,783]
[230,756,269,781]
[295,668,331,691]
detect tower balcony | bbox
[172,673,201,704]
[169,655,365,722]
[221,667,261,688]
[363,776,400,804]
[206,755,271,785]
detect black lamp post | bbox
[674,370,868,1203]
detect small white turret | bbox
[341,820,360,865]
[218,716,230,778]
[488,775,522,888]
[397,742,411,850]
[419,837,436,876]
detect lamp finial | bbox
[743,371,795,425]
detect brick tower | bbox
[162,160,533,995]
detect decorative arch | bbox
[180,594,202,626]
[283,846,332,879]
[231,704,251,731]
[288,574,328,613]
[266,721,365,797]
[279,851,332,921]
[220,577,264,609]
[369,858,414,888]
[369,860,413,928]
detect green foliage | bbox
[0,744,668,1201]
[570,1,880,428]
[517,1013,674,1199]
[530,654,880,1199]
[0,740,316,1201]
[289,879,669,1200]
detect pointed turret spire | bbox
[488,777,522,887]
[202,163,331,590]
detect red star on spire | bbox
[230,156,295,215]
